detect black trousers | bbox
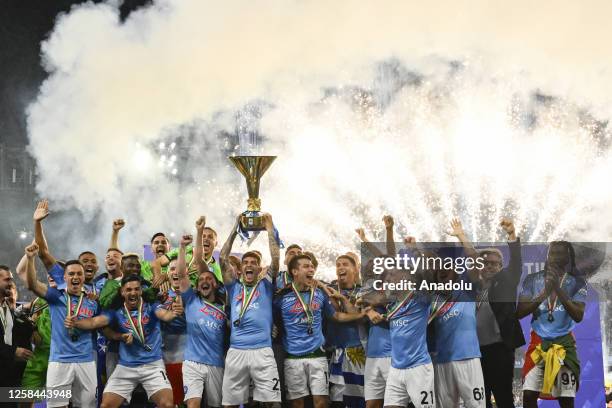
[480,342,516,408]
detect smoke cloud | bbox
[26,0,612,275]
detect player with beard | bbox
[426,232,485,408]
[32,200,102,296]
[326,254,367,408]
[518,241,586,408]
[24,243,100,408]
[152,218,222,285]
[175,230,228,408]
[160,256,187,406]
[275,254,368,408]
[276,244,303,291]
[67,274,183,408]
[109,218,173,285]
[219,212,282,407]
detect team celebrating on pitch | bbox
[0,200,588,408]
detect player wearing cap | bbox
[518,241,586,408]
[219,213,282,407]
[24,243,99,408]
[67,274,183,408]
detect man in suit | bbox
[448,218,525,408]
[0,264,35,398]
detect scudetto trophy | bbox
[229,155,276,231]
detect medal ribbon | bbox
[65,291,85,320]
[291,283,315,327]
[201,298,227,320]
[547,273,567,319]
[123,298,146,346]
[238,278,261,322]
[428,293,454,324]
[385,291,415,320]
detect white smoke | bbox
[26,0,612,275]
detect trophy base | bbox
[240,212,266,231]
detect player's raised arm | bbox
[193,216,207,276]
[262,213,280,278]
[177,234,193,293]
[24,243,48,298]
[383,215,396,256]
[109,218,125,251]
[446,218,480,283]
[32,199,56,270]
[446,218,478,259]
[355,227,384,257]
[220,215,240,285]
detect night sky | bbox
[0,0,151,146]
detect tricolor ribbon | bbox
[385,291,415,320]
[291,283,315,332]
[234,278,262,326]
[428,293,454,325]
[201,298,227,320]
[123,298,148,350]
[65,291,85,338]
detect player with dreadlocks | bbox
[518,241,587,408]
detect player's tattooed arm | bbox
[220,215,241,285]
[263,213,280,279]
[177,234,192,293]
[25,243,48,298]
[110,218,125,251]
[32,199,57,270]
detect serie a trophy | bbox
[229,155,276,231]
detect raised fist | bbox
[383,215,394,229]
[403,236,417,249]
[195,216,206,230]
[25,243,39,259]
[500,218,515,236]
[112,219,126,231]
[180,234,193,247]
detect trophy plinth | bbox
[229,155,276,231]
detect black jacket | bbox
[0,307,34,387]
[487,239,526,350]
